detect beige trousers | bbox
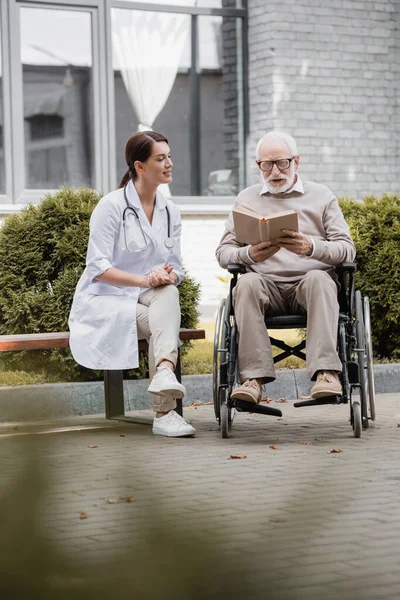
[233,270,342,383]
[136,284,181,413]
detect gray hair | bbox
[256,130,298,158]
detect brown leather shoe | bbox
[311,371,342,399]
[231,379,262,404]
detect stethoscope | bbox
[123,183,175,252]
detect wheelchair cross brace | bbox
[270,337,306,364]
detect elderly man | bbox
[215,130,356,403]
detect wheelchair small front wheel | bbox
[221,402,230,438]
[352,401,362,438]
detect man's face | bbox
[256,138,299,194]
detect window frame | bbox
[2,0,248,208]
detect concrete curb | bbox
[0,364,399,423]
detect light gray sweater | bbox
[215,180,356,282]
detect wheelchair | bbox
[213,263,376,439]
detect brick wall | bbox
[247,0,400,199]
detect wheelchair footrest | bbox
[234,399,283,417]
[294,395,342,408]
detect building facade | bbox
[0,0,398,317]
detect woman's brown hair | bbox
[118,131,169,188]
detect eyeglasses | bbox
[256,157,295,172]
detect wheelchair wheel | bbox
[364,296,376,421]
[355,291,369,429]
[352,400,362,438]
[221,401,229,438]
[213,298,226,422]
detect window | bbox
[112,4,245,197]
[0,27,4,194]
[20,6,94,189]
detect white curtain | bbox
[112,10,189,132]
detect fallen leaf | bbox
[299,441,311,445]
[275,398,288,403]
[205,401,213,405]
[189,402,202,407]
[120,434,125,438]
[314,438,320,441]
[277,418,284,421]
[79,512,88,520]
[229,454,247,460]
[328,448,343,454]
[300,395,311,400]
[121,494,136,503]
[106,498,119,504]
[397,423,400,428]
[270,519,286,523]
[88,445,98,449]
[269,445,278,450]
[260,396,272,404]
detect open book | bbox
[232,205,299,245]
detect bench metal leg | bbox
[175,348,183,416]
[104,370,125,419]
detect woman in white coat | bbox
[69,131,195,438]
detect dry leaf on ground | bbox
[397,423,400,428]
[106,498,119,504]
[120,434,125,438]
[299,441,311,445]
[269,445,278,450]
[205,401,213,405]
[229,454,247,460]
[189,402,202,407]
[121,494,136,503]
[275,398,288,403]
[260,396,272,404]
[270,519,286,523]
[79,512,88,520]
[328,448,343,454]
[277,418,284,421]
[88,445,98,449]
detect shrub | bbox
[0,188,201,381]
[339,193,400,360]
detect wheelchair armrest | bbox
[335,262,357,274]
[335,262,357,316]
[227,264,247,275]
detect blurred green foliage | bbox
[339,193,400,360]
[0,188,200,381]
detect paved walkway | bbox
[1,393,400,599]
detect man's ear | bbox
[294,155,300,171]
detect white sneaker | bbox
[148,367,186,398]
[152,410,196,437]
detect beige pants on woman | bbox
[136,284,181,413]
[233,270,342,383]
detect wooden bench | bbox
[0,328,206,423]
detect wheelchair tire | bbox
[352,400,362,438]
[355,290,369,429]
[363,296,376,422]
[221,401,229,438]
[213,298,226,422]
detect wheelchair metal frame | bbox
[213,263,376,439]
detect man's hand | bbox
[248,241,281,263]
[274,230,313,256]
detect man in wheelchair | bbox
[215,130,356,404]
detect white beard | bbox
[264,164,296,194]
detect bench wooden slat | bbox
[0,328,206,352]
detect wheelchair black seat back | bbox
[213,263,376,439]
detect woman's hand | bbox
[146,264,178,287]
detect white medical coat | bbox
[68,180,184,369]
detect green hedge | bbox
[0,188,200,381]
[339,193,400,360]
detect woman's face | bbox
[135,141,173,186]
